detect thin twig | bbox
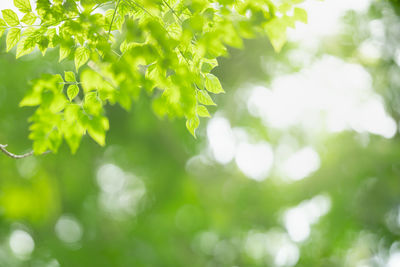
[162,0,182,23]
[107,0,122,40]
[0,144,50,159]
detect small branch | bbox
[107,0,121,40]
[0,144,50,159]
[162,0,182,23]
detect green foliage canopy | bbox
[0,0,307,154]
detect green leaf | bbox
[186,115,200,137]
[64,71,76,82]
[21,12,36,25]
[0,19,6,38]
[59,45,71,62]
[265,18,287,52]
[19,89,41,107]
[14,0,32,13]
[6,28,21,52]
[293,7,307,24]
[16,36,36,58]
[2,9,20,26]
[74,46,90,71]
[205,73,225,94]
[63,104,85,154]
[87,116,109,146]
[197,105,211,117]
[67,84,79,101]
[197,89,216,106]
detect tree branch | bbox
[0,144,50,159]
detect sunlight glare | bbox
[284,195,331,242]
[55,215,83,244]
[9,230,34,258]
[207,117,236,164]
[281,147,320,181]
[247,56,397,139]
[235,142,274,181]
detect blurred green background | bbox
[1,0,400,266]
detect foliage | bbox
[1,1,400,266]
[0,0,307,154]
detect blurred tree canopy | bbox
[1,1,400,267]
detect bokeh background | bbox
[1,0,400,266]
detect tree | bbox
[0,0,307,157]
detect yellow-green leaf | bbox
[87,116,109,146]
[2,9,20,26]
[293,7,307,24]
[59,45,71,62]
[65,71,76,82]
[0,19,6,38]
[21,12,36,25]
[74,46,90,71]
[6,28,21,52]
[67,84,79,101]
[186,116,200,137]
[205,73,225,94]
[197,89,216,106]
[14,0,32,13]
[16,36,35,58]
[197,105,211,117]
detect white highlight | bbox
[244,230,299,267]
[283,195,331,242]
[248,56,397,139]
[282,147,320,181]
[55,215,83,244]
[97,164,126,194]
[9,230,35,258]
[235,142,274,181]
[207,117,236,164]
[97,164,146,218]
[387,252,400,267]
[288,0,371,46]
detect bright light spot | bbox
[369,19,385,42]
[350,98,397,138]
[248,56,397,139]
[281,147,320,181]
[284,208,310,242]
[194,231,219,255]
[387,252,400,267]
[245,230,299,266]
[55,215,83,244]
[358,40,383,62]
[213,240,236,264]
[9,230,35,258]
[207,117,236,164]
[244,232,268,260]
[235,142,274,181]
[16,157,38,179]
[284,195,331,242]
[97,164,126,194]
[274,242,300,267]
[288,0,371,47]
[47,259,60,267]
[97,164,146,218]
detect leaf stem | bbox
[107,0,121,40]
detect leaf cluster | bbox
[0,0,307,154]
